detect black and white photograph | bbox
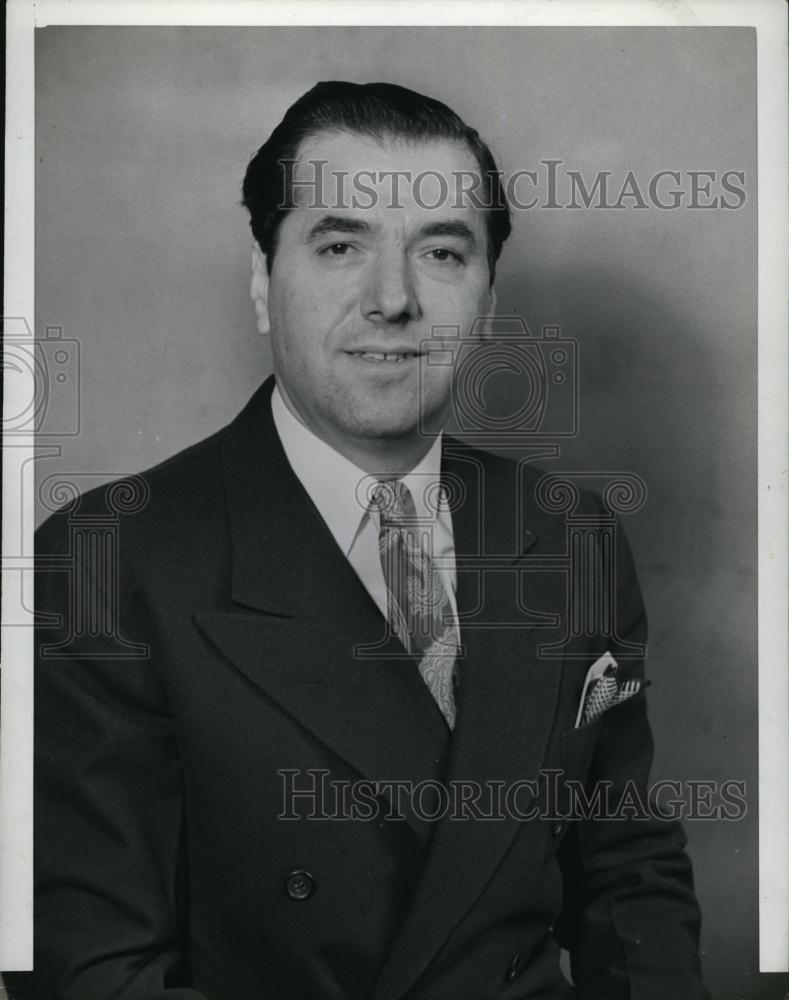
[2,2,788,999]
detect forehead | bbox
[288,129,488,226]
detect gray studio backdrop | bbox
[31,25,777,1000]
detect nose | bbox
[360,251,420,326]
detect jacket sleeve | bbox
[3,511,209,1000]
[555,501,710,1000]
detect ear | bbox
[250,241,271,335]
[477,286,498,338]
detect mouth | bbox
[344,350,422,364]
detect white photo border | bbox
[3,0,787,973]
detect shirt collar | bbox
[271,381,444,557]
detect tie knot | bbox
[371,479,415,526]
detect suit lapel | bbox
[195,379,451,846]
[373,443,568,1000]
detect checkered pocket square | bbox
[581,675,649,726]
[574,651,651,728]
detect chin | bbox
[346,404,448,443]
[344,412,421,441]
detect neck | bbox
[331,433,438,480]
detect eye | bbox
[320,242,352,257]
[425,247,463,263]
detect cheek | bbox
[271,302,320,367]
[273,281,354,351]
[423,281,492,328]
[418,361,455,408]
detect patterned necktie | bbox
[372,479,458,729]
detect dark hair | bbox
[241,81,511,283]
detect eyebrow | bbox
[305,216,372,242]
[303,215,478,246]
[415,221,477,245]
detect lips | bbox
[347,350,421,363]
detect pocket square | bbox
[574,651,650,728]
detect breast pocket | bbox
[542,719,605,851]
[559,718,603,786]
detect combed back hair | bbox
[241,80,512,283]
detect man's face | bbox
[262,130,494,454]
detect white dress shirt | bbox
[271,383,458,628]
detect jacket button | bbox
[551,820,564,838]
[284,870,315,901]
[504,952,523,982]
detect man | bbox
[6,82,708,999]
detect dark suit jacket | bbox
[5,377,708,1000]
